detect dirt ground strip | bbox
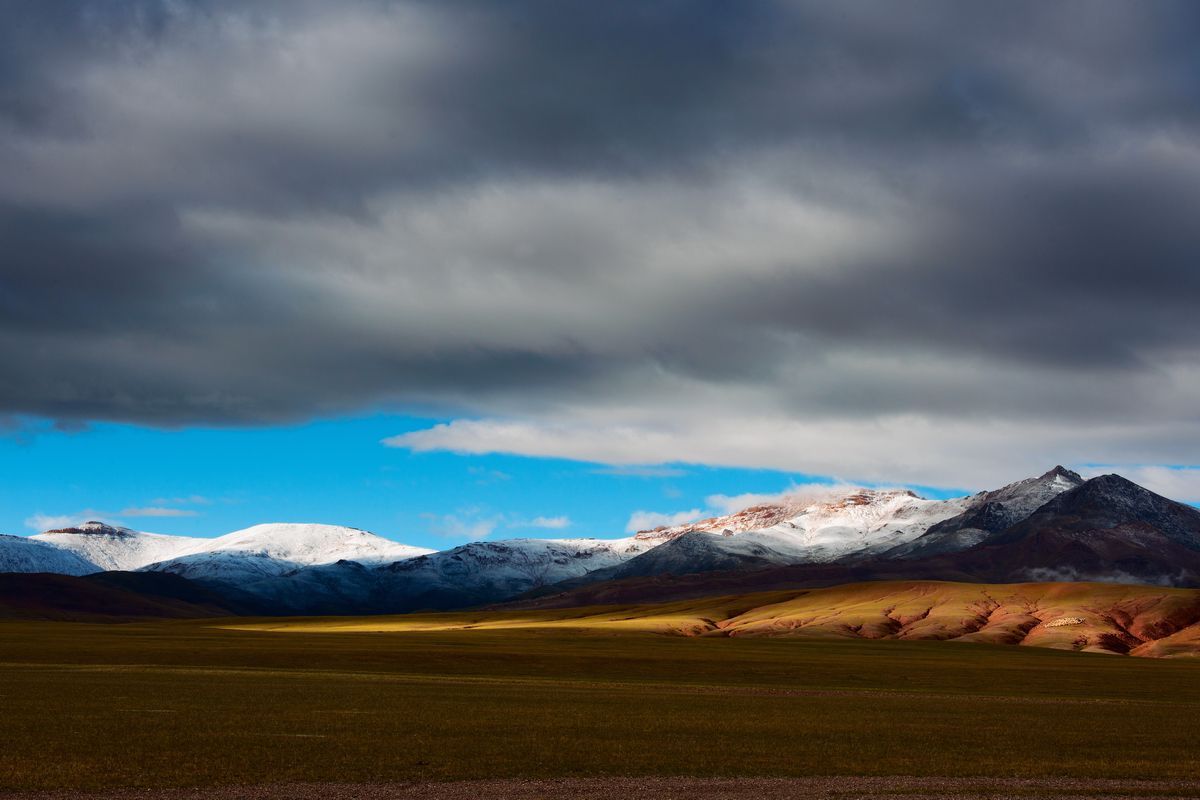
[4,777,1200,800]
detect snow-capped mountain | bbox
[8,465,1200,616]
[0,534,100,575]
[977,473,1200,582]
[596,530,803,581]
[885,466,1085,559]
[32,522,204,572]
[207,536,654,614]
[542,470,1089,591]
[633,487,973,564]
[20,521,434,585]
[141,523,435,582]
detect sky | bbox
[3,1,1200,543]
[0,412,971,545]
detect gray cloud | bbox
[3,1,1200,486]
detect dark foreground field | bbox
[1,618,1199,797]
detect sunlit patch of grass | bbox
[219,592,800,636]
[225,580,1200,659]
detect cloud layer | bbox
[4,1,1200,487]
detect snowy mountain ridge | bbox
[376,536,652,596]
[885,466,1086,559]
[7,469,1086,585]
[33,522,205,572]
[635,487,974,562]
[22,521,434,581]
[0,466,1139,612]
[0,533,100,576]
[142,523,436,583]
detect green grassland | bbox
[2,610,1200,793]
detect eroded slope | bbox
[233,580,1200,658]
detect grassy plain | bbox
[2,607,1200,793]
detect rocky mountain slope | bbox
[545,468,1087,593]
[0,534,100,575]
[945,473,1200,585]
[885,466,1085,558]
[369,537,651,611]
[224,536,654,614]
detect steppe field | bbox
[3,596,1200,799]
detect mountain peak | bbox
[1031,472,1200,535]
[1038,465,1084,484]
[1070,472,1150,498]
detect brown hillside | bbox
[237,580,1200,658]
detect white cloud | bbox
[704,490,798,516]
[528,515,571,530]
[592,465,689,478]
[421,511,500,542]
[25,495,211,531]
[704,483,863,515]
[625,508,704,533]
[386,414,1048,491]
[24,513,90,532]
[422,511,570,542]
[118,507,200,518]
[150,495,212,506]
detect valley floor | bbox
[1,614,1200,796]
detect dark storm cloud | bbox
[3,0,1200,483]
[715,154,1200,370]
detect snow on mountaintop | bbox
[0,533,100,575]
[160,523,433,567]
[980,466,1085,520]
[376,535,653,605]
[885,466,1086,559]
[4,466,1101,603]
[634,487,970,561]
[33,521,204,572]
[634,501,809,541]
[42,521,139,537]
[139,524,435,584]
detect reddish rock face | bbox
[634,503,801,542]
[633,489,923,542]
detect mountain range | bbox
[3,466,1200,616]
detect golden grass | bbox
[221,591,800,636]
[224,580,1200,657]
